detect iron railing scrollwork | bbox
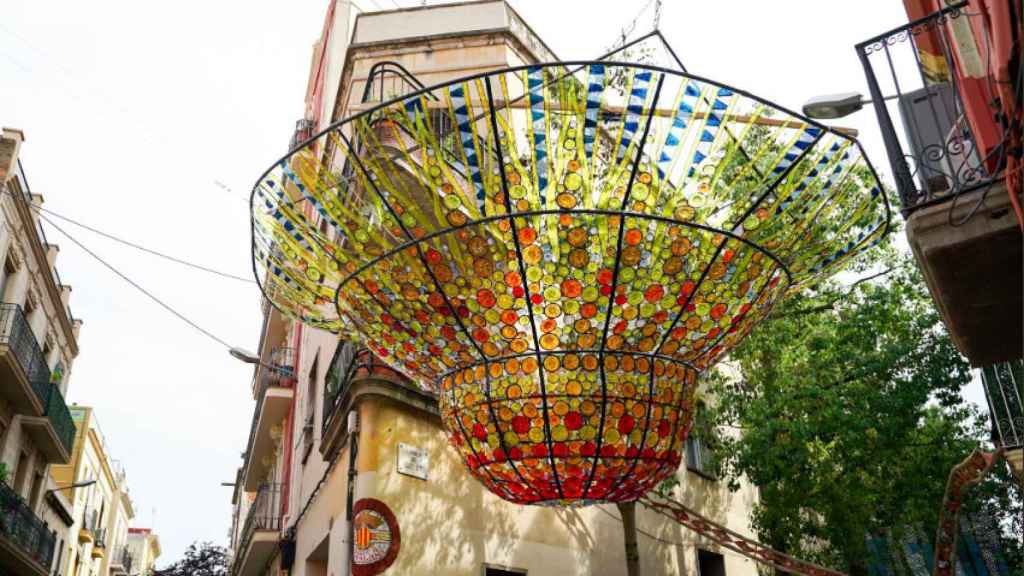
[856,2,1002,215]
[0,303,52,398]
[981,359,1023,450]
[0,478,56,569]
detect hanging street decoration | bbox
[640,494,844,576]
[250,62,890,506]
[932,449,1005,576]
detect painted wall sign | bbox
[396,442,429,480]
[352,498,400,576]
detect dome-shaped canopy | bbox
[251,63,889,505]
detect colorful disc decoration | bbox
[352,498,400,576]
[250,62,890,506]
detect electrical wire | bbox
[34,205,256,284]
[38,212,234,350]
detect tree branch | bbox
[770,268,896,320]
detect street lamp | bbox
[802,91,901,119]
[45,479,96,497]
[228,347,291,376]
[229,347,260,364]
[802,91,867,119]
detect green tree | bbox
[154,541,229,576]
[704,247,1022,574]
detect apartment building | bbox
[50,406,141,576]
[0,127,83,576]
[229,3,762,576]
[126,528,161,576]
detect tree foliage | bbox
[154,541,229,576]
[703,245,1022,574]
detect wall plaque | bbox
[352,498,400,576]
[396,442,429,480]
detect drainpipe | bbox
[341,409,360,576]
[281,322,302,521]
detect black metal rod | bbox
[595,73,666,500]
[858,45,917,213]
[484,75,565,500]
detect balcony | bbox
[241,348,296,491]
[320,343,426,457]
[109,545,133,575]
[0,304,51,414]
[981,359,1023,476]
[856,3,1022,367]
[0,304,74,463]
[91,528,107,559]
[232,483,281,576]
[20,382,75,464]
[0,479,56,576]
[78,508,96,544]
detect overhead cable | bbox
[34,205,256,284]
[39,213,234,350]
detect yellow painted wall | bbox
[366,398,760,576]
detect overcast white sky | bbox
[0,0,990,567]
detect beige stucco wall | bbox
[354,398,760,576]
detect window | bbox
[325,342,355,402]
[484,567,527,576]
[697,549,726,576]
[0,256,14,302]
[30,470,44,509]
[53,537,64,575]
[685,435,715,478]
[13,451,30,497]
[686,403,716,479]
[306,353,320,428]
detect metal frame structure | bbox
[249,60,890,506]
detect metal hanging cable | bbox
[39,212,234,350]
[34,205,256,284]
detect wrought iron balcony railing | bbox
[856,2,1002,215]
[43,382,75,455]
[238,483,281,559]
[321,343,407,437]
[110,545,133,573]
[0,304,76,455]
[981,359,1023,450]
[0,303,52,401]
[0,478,56,569]
[264,346,295,383]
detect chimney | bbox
[0,127,26,184]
